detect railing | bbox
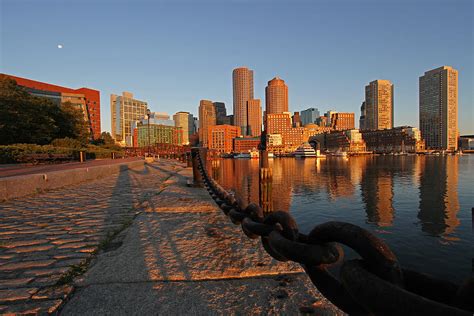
[191,148,472,315]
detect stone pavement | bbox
[61,167,342,315]
[0,160,182,314]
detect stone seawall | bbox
[0,160,145,201]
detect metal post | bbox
[79,151,85,163]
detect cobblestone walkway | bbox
[0,161,184,314]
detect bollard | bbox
[111,152,116,159]
[79,151,85,163]
[191,147,207,187]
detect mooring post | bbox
[191,147,207,187]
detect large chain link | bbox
[196,152,473,315]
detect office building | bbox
[359,102,366,130]
[233,137,261,153]
[301,108,320,126]
[292,112,301,127]
[247,99,262,137]
[173,111,194,145]
[362,80,394,130]
[233,67,254,136]
[361,126,425,153]
[2,74,101,139]
[208,125,241,153]
[265,77,288,115]
[199,100,216,147]
[214,102,227,125]
[419,66,458,151]
[137,124,183,147]
[331,112,355,130]
[111,92,148,146]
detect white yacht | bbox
[294,143,318,158]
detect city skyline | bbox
[1,1,472,134]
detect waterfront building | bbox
[136,124,183,147]
[300,108,320,126]
[266,134,284,153]
[208,125,240,154]
[265,77,288,115]
[173,111,194,145]
[214,102,227,125]
[292,112,301,127]
[199,100,216,148]
[247,99,262,137]
[361,126,425,153]
[312,129,366,153]
[362,80,394,130]
[419,66,458,151]
[459,135,474,150]
[233,137,261,153]
[2,74,101,139]
[233,67,254,136]
[266,113,308,152]
[111,92,148,146]
[331,112,355,130]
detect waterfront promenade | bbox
[0,160,340,315]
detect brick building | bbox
[233,137,261,153]
[208,125,240,154]
[361,126,425,153]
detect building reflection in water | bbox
[418,157,460,236]
[360,157,395,227]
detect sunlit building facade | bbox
[199,99,216,148]
[419,66,458,151]
[362,80,394,130]
[331,112,355,130]
[173,111,194,145]
[265,77,288,115]
[301,108,320,126]
[111,92,148,146]
[233,67,254,136]
[247,99,262,137]
[208,125,240,153]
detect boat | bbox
[250,150,259,159]
[268,152,274,159]
[234,152,251,159]
[332,151,348,157]
[294,143,318,158]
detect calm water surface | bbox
[212,155,473,283]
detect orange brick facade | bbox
[3,74,101,139]
[331,112,355,130]
[247,99,262,137]
[208,125,241,153]
[233,137,261,153]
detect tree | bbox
[0,75,90,145]
[100,132,115,145]
[0,76,58,145]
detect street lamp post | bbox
[147,109,151,157]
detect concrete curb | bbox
[0,160,145,201]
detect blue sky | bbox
[1,0,473,134]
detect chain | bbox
[195,151,472,315]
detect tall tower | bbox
[247,99,262,137]
[232,67,254,136]
[419,66,458,151]
[363,80,394,130]
[198,100,216,148]
[265,77,288,115]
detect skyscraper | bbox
[198,100,216,147]
[173,111,194,145]
[233,67,254,136]
[111,92,148,146]
[359,102,366,130]
[300,108,320,126]
[362,80,394,130]
[265,77,288,115]
[247,99,262,137]
[213,102,227,125]
[419,66,458,151]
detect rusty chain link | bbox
[195,151,473,315]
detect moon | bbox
[57,44,63,49]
